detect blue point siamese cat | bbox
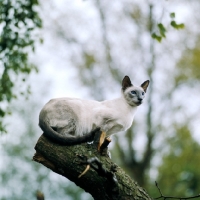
[39,76,149,148]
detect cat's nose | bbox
[138,98,143,102]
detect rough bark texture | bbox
[33,134,152,200]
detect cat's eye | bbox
[131,91,136,95]
[142,92,145,95]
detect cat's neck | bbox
[102,94,138,114]
[120,94,138,113]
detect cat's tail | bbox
[39,120,100,145]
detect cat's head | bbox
[122,75,149,107]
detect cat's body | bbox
[39,76,149,145]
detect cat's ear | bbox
[122,76,133,91]
[141,80,150,92]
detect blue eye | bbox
[131,91,136,95]
[142,92,145,95]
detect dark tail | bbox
[39,120,100,145]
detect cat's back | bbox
[42,97,101,113]
[39,97,101,129]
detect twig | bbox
[154,181,200,200]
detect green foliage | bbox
[170,12,175,19]
[152,12,185,42]
[171,21,185,30]
[175,40,200,86]
[152,23,167,42]
[170,12,185,29]
[158,23,166,38]
[0,0,42,133]
[84,52,96,68]
[148,125,200,198]
[152,32,162,42]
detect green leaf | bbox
[171,20,177,28]
[170,12,175,18]
[158,23,166,38]
[178,23,185,29]
[151,33,162,42]
[171,20,185,29]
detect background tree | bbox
[161,124,200,195]
[0,0,42,132]
[1,0,200,199]
[148,124,200,197]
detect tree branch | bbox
[33,134,152,200]
[154,182,200,200]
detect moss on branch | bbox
[33,134,152,200]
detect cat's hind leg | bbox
[56,119,76,136]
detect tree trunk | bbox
[33,134,152,200]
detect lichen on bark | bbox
[33,134,152,200]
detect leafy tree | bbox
[147,33,200,198]
[148,124,200,197]
[175,39,200,86]
[0,0,42,132]
[152,12,184,42]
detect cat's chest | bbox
[115,110,134,129]
[91,103,135,129]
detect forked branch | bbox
[154,181,200,200]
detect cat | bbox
[39,76,149,147]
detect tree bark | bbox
[33,134,152,200]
